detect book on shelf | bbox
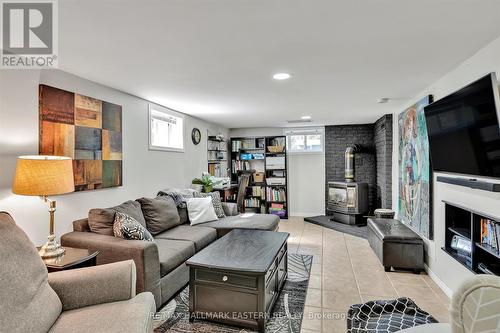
[266,187,286,202]
[231,160,251,173]
[480,218,500,250]
[251,186,264,197]
[244,198,261,208]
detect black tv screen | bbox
[424,73,500,178]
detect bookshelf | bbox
[443,201,500,276]
[230,136,288,218]
[207,135,228,177]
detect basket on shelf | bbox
[267,145,285,153]
[253,172,265,183]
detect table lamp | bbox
[12,155,75,258]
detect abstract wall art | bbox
[398,95,433,239]
[39,85,122,191]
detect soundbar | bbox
[437,176,500,192]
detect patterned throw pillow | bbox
[113,212,154,242]
[194,191,226,218]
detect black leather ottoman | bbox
[367,218,424,273]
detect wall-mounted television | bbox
[424,73,500,178]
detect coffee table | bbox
[186,229,289,332]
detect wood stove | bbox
[327,144,370,225]
[328,181,369,225]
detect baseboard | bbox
[424,263,453,298]
[289,212,323,217]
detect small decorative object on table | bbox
[39,246,99,272]
[12,155,75,258]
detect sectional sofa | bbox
[61,193,280,309]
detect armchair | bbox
[400,274,500,333]
[0,211,155,333]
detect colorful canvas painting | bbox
[39,85,122,191]
[398,95,433,239]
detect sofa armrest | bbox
[60,231,161,306]
[222,202,238,216]
[48,260,136,311]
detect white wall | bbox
[391,35,500,296]
[0,69,227,245]
[229,127,325,217]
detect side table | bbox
[38,246,99,272]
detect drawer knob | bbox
[222,275,228,282]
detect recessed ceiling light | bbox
[377,98,390,104]
[273,73,291,80]
[301,115,312,120]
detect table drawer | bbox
[195,269,258,289]
[277,251,287,285]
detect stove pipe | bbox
[345,144,361,182]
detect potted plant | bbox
[192,174,221,193]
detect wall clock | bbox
[191,128,201,145]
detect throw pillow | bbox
[194,191,226,218]
[136,196,181,235]
[113,212,153,241]
[186,197,218,225]
[88,200,146,236]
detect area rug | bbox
[304,215,367,239]
[153,254,313,333]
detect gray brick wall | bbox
[325,124,376,213]
[374,114,393,209]
[325,114,393,213]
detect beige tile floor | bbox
[278,217,450,333]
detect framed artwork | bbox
[398,95,433,239]
[39,84,122,191]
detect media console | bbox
[443,201,500,276]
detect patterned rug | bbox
[153,254,313,333]
[304,215,367,238]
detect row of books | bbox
[208,163,224,177]
[244,198,261,208]
[266,187,286,202]
[480,218,500,250]
[231,139,264,152]
[231,160,251,173]
[251,186,264,197]
[269,203,286,218]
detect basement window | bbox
[285,127,324,154]
[149,103,184,152]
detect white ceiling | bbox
[59,0,500,129]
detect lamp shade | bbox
[12,156,75,196]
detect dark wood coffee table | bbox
[186,229,289,332]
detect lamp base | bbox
[38,234,65,258]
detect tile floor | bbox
[278,217,450,333]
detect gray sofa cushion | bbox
[88,201,146,236]
[197,213,279,237]
[155,225,217,251]
[137,197,181,235]
[48,292,155,333]
[0,212,62,333]
[155,239,195,276]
